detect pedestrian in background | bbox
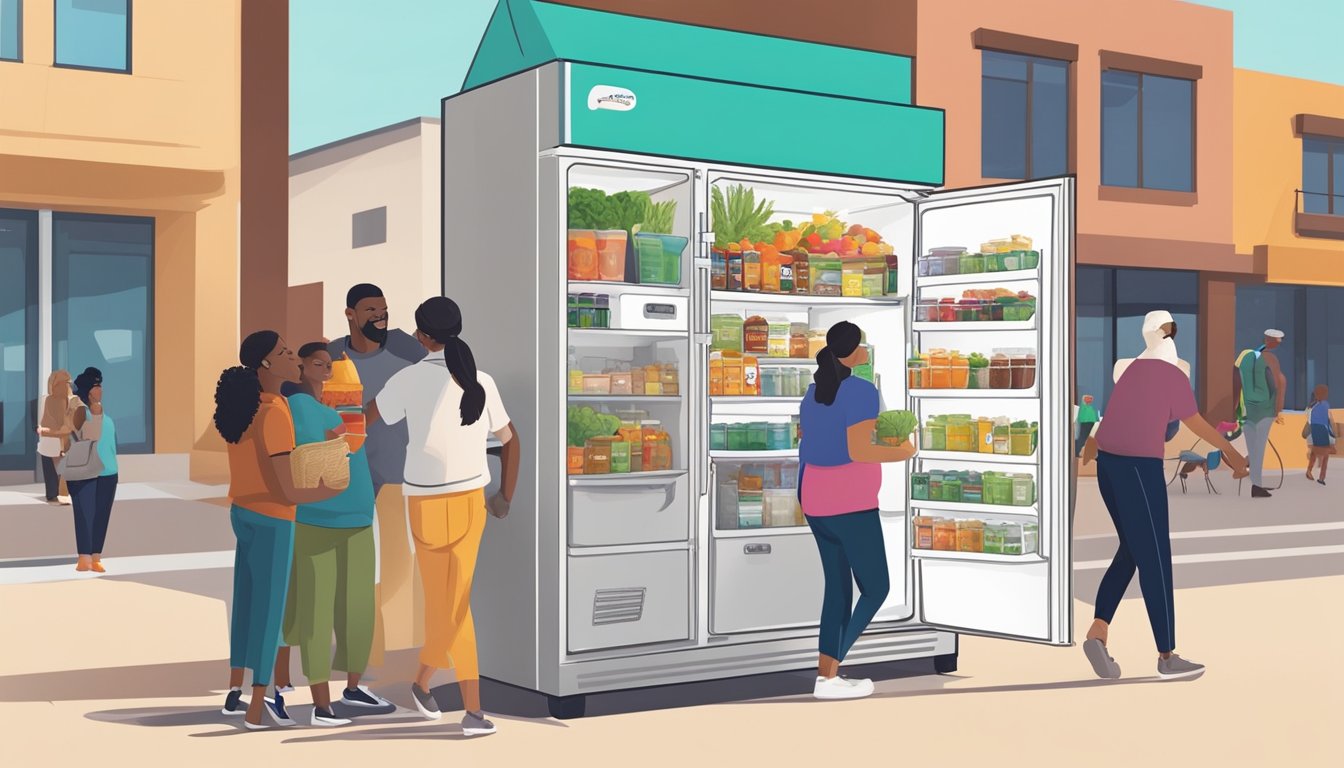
[1305,384,1333,486]
[66,368,118,573]
[36,370,75,505]
[1234,329,1287,498]
[1075,394,1099,458]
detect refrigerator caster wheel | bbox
[548,694,586,720]
[934,653,958,674]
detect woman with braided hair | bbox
[366,296,520,736]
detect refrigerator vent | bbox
[592,587,646,626]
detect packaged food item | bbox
[708,352,724,396]
[789,323,809,359]
[950,355,970,389]
[759,367,780,398]
[945,416,975,452]
[811,257,842,295]
[643,364,662,395]
[743,315,769,354]
[807,330,828,358]
[942,472,963,502]
[584,435,616,475]
[767,319,791,358]
[1011,352,1037,390]
[747,422,769,451]
[907,356,925,389]
[988,353,1012,389]
[957,519,984,552]
[582,374,611,395]
[711,314,744,352]
[723,352,744,396]
[912,515,936,549]
[983,522,1008,554]
[631,367,645,395]
[993,419,1011,455]
[764,489,798,527]
[792,251,810,294]
[743,250,762,292]
[779,253,795,294]
[737,492,764,528]
[962,472,983,504]
[768,422,792,450]
[841,260,864,297]
[727,252,744,291]
[742,355,760,396]
[933,518,957,551]
[1011,474,1036,506]
[661,363,679,396]
[567,445,585,475]
[710,248,728,290]
[885,253,900,294]
[850,343,874,383]
[567,229,599,281]
[1022,522,1039,554]
[928,471,944,500]
[595,230,628,282]
[911,472,930,500]
[977,416,995,453]
[710,422,727,451]
[610,440,631,473]
[761,249,781,294]
[1010,422,1034,456]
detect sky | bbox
[289,0,1344,155]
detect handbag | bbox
[1302,422,1313,439]
[1164,420,1180,442]
[58,425,104,481]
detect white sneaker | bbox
[813,675,874,700]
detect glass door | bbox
[0,210,38,472]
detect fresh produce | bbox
[712,184,775,247]
[968,353,990,369]
[637,198,677,234]
[568,187,671,234]
[876,409,919,445]
[567,187,612,229]
[567,406,620,447]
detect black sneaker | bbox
[1251,485,1273,498]
[342,685,392,709]
[264,692,297,727]
[310,707,351,727]
[221,689,246,716]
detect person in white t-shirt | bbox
[366,296,519,737]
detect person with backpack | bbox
[1233,330,1287,498]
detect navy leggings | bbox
[805,509,890,662]
[69,474,118,556]
[1093,452,1175,653]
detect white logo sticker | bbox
[588,85,637,112]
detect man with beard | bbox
[326,284,426,664]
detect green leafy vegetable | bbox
[608,191,651,234]
[567,187,612,230]
[711,184,775,247]
[876,410,919,444]
[567,406,620,447]
[638,198,677,234]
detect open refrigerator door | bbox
[908,177,1075,644]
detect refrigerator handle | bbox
[695,211,712,498]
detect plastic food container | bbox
[652,234,687,285]
[1012,475,1036,506]
[912,516,936,549]
[768,422,792,451]
[933,519,958,551]
[922,421,947,451]
[1011,353,1037,390]
[567,229,599,281]
[583,436,616,475]
[609,440,631,473]
[956,519,984,552]
[595,230,628,282]
[983,522,1009,554]
[962,473,983,504]
[945,417,975,452]
[710,423,727,451]
[582,374,611,395]
[609,371,632,396]
[988,353,1012,389]
[1010,424,1034,456]
[911,472,930,500]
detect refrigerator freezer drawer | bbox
[710,535,824,634]
[568,473,690,547]
[613,294,688,331]
[567,550,691,653]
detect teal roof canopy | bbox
[462,0,913,104]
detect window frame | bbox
[1301,133,1342,216]
[52,0,133,74]
[979,49,1073,180]
[973,29,1079,181]
[1,0,21,62]
[1102,51,1198,196]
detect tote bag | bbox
[59,426,104,481]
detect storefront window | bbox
[54,0,130,72]
[52,213,154,453]
[1236,285,1344,411]
[1302,135,1344,215]
[982,50,1069,180]
[0,0,20,61]
[0,210,38,471]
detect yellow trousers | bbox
[369,484,423,667]
[407,489,485,680]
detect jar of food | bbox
[908,358,926,389]
[743,315,769,354]
[748,422,769,451]
[1012,474,1036,507]
[710,423,727,451]
[942,473,963,502]
[912,516,936,550]
[911,472,930,500]
[609,440,631,473]
[956,519,984,552]
[807,330,828,358]
[983,522,1008,554]
[988,353,1012,389]
[767,319,791,357]
[933,518,958,551]
[1011,353,1037,390]
[922,420,947,451]
[928,349,952,389]
[790,323,809,359]
[584,436,616,475]
[768,422,792,451]
[993,422,1011,455]
[950,356,970,389]
[962,472,984,504]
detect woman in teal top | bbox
[68,367,118,573]
[272,342,389,727]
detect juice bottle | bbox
[708,352,725,396]
[742,355,760,396]
[761,248,781,293]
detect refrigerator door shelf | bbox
[913,551,1044,564]
[568,469,686,486]
[912,500,1038,518]
[911,320,1036,332]
[909,388,1037,399]
[916,269,1039,288]
[568,394,683,403]
[709,449,798,459]
[567,281,689,299]
[916,450,1037,466]
[568,328,688,344]
[753,358,817,367]
[710,290,905,308]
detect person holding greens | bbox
[213,331,341,730]
[798,321,917,701]
[273,342,391,727]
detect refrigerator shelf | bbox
[567,394,683,403]
[909,388,1038,399]
[710,449,799,459]
[712,396,800,404]
[915,269,1039,288]
[567,469,686,487]
[568,328,688,343]
[710,290,905,307]
[916,450,1037,466]
[912,550,1045,564]
[911,500,1038,518]
[714,526,812,539]
[567,281,689,298]
[912,320,1036,333]
[754,357,817,366]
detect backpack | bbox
[1235,346,1271,423]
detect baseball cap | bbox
[1265,329,1285,339]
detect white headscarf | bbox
[1114,310,1191,382]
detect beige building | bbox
[288,118,443,344]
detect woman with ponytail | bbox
[797,321,916,701]
[213,331,342,729]
[366,296,519,736]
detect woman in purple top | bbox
[1081,319,1247,682]
[797,321,916,701]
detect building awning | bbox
[463,0,913,105]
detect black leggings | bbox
[41,455,61,501]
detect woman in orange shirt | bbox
[212,330,342,729]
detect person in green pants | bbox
[277,342,390,726]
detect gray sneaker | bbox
[410,683,441,721]
[1157,654,1205,681]
[462,710,496,736]
[1083,638,1122,679]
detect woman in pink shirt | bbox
[798,321,916,700]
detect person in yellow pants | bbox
[367,297,520,737]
